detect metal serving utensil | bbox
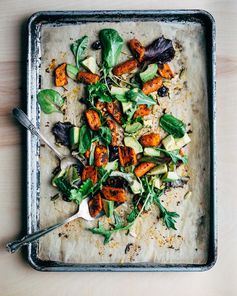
[12,107,78,169]
[6,198,94,253]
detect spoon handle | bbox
[6,212,80,253]
[12,107,63,160]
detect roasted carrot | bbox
[112,59,138,76]
[106,101,122,124]
[96,101,107,116]
[142,76,163,95]
[55,63,68,87]
[107,119,118,146]
[85,109,101,131]
[133,104,151,119]
[77,71,100,84]
[139,133,161,147]
[134,162,156,178]
[179,147,185,157]
[95,145,108,167]
[84,148,90,158]
[118,146,137,167]
[158,63,174,79]
[129,38,145,62]
[88,193,103,217]
[101,186,126,203]
[82,166,97,184]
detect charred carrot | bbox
[139,133,161,147]
[95,145,109,167]
[129,38,145,62]
[133,104,151,119]
[118,146,137,167]
[88,193,103,217]
[158,63,174,79]
[85,109,101,131]
[142,76,162,95]
[134,162,156,177]
[101,186,126,203]
[55,63,68,87]
[82,166,97,184]
[78,72,100,84]
[112,59,138,76]
[106,101,122,124]
[96,101,107,116]
[107,119,118,146]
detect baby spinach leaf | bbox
[37,89,65,114]
[79,124,92,154]
[99,29,124,70]
[160,114,186,138]
[126,89,156,107]
[96,126,112,146]
[71,36,89,68]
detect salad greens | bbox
[71,35,89,68]
[37,89,65,114]
[160,114,186,138]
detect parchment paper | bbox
[38,21,210,264]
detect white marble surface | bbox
[0,0,236,295]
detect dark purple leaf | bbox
[144,36,175,64]
[52,121,74,146]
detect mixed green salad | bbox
[37,28,191,244]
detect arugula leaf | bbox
[79,124,92,154]
[37,89,65,114]
[87,82,112,104]
[155,148,188,164]
[71,36,89,68]
[153,193,179,230]
[160,114,186,138]
[69,179,93,204]
[99,29,124,70]
[89,221,113,244]
[54,177,71,196]
[126,89,156,107]
[96,126,112,146]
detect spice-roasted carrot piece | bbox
[95,145,108,167]
[112,59,138,76]
[85,148,90,158]
[129,38,145,62]
[82,166,97,184]
[101,186,126,203]
[133,104,151,119]
[118,146,137,167]
[55,63,68,87]
[142,76,162,95]
[85,109,101,131]
[139,133,161,147]
[107,119,118,146]
[88,193,103,217]
[158,63,174,79]
[77,71,100,84]
[134,162,156,178]
[96,101,107,116]
[106,101,122,124]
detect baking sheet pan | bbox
[26,10,216,271]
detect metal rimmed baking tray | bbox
[26,10,216,271]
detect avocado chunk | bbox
[125,122,143,134]
[66,64,78,80]
[147,163,168,175]
[139,64,158,83]
[81,56,98,74]
[69,127,80,149]
[151,176,163,189]
[102,199,114,218]
[144,147,161,157]
[162,135,177,151]
[162,171,179,182]
[130,178,143,194]
[124,136,143,154]
[110,86,129,96]
[175,133,191,149]
[121,101,133,113]
[104,160,118,171]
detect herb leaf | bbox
[96,126,112,146]
[37,89,65,114]
[99,29,124,70]
[71,36,89,68]
[160,114,186,138]
[69,178,93,204]
[79,124,92,154]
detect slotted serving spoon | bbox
[6,198,95,253]
[12,107,78,169]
